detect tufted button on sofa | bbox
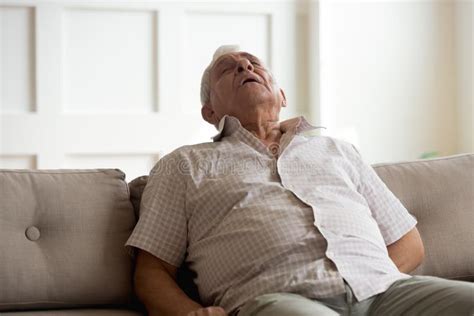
[25,226,41,241]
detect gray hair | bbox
[200,45,240,107]
[200,45,279,107]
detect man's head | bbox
[200,45,286,127]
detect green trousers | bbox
[237,276,474,316]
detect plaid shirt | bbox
[126,115,417,315]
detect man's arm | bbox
[134,250,227,316]
[345,142,422,271]
[387,227,425,273]
[134,249,203,316]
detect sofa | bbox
[0,153,472,315]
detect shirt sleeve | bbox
[348,143,417,246]
[125,153,188,267]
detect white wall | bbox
[1,0,471,174]
[0,0,306,180]
[455,0,473,153]
[319,0,462,163]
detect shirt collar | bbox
[212,115,325,142]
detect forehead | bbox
[212,52,263,69]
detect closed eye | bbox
[221,66,232,75]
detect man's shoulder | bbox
[303,134,356,152]
[149,141,223,175]
[166,141,222,159]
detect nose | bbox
[236,59,254,73]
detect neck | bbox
[241,116,282,145]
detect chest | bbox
[185,137,360,219]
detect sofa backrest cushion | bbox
[0,169,136,311]
[373,154,473,281]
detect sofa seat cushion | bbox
[0,308,143,315]
[0,169,136,311]
[373,154,474,281]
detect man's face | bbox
[202,52,286,126]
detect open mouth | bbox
[241,78,260,86]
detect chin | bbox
[239,94,275,108]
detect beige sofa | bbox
[0,153,472,315]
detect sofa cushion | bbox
[0,169,136,311]
[128,176,148,219]
[373,154,474,281]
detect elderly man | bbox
[125,46,473,316]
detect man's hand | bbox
[186,306,227,316]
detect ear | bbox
[280,88,287,107]
[201,103,218,125]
